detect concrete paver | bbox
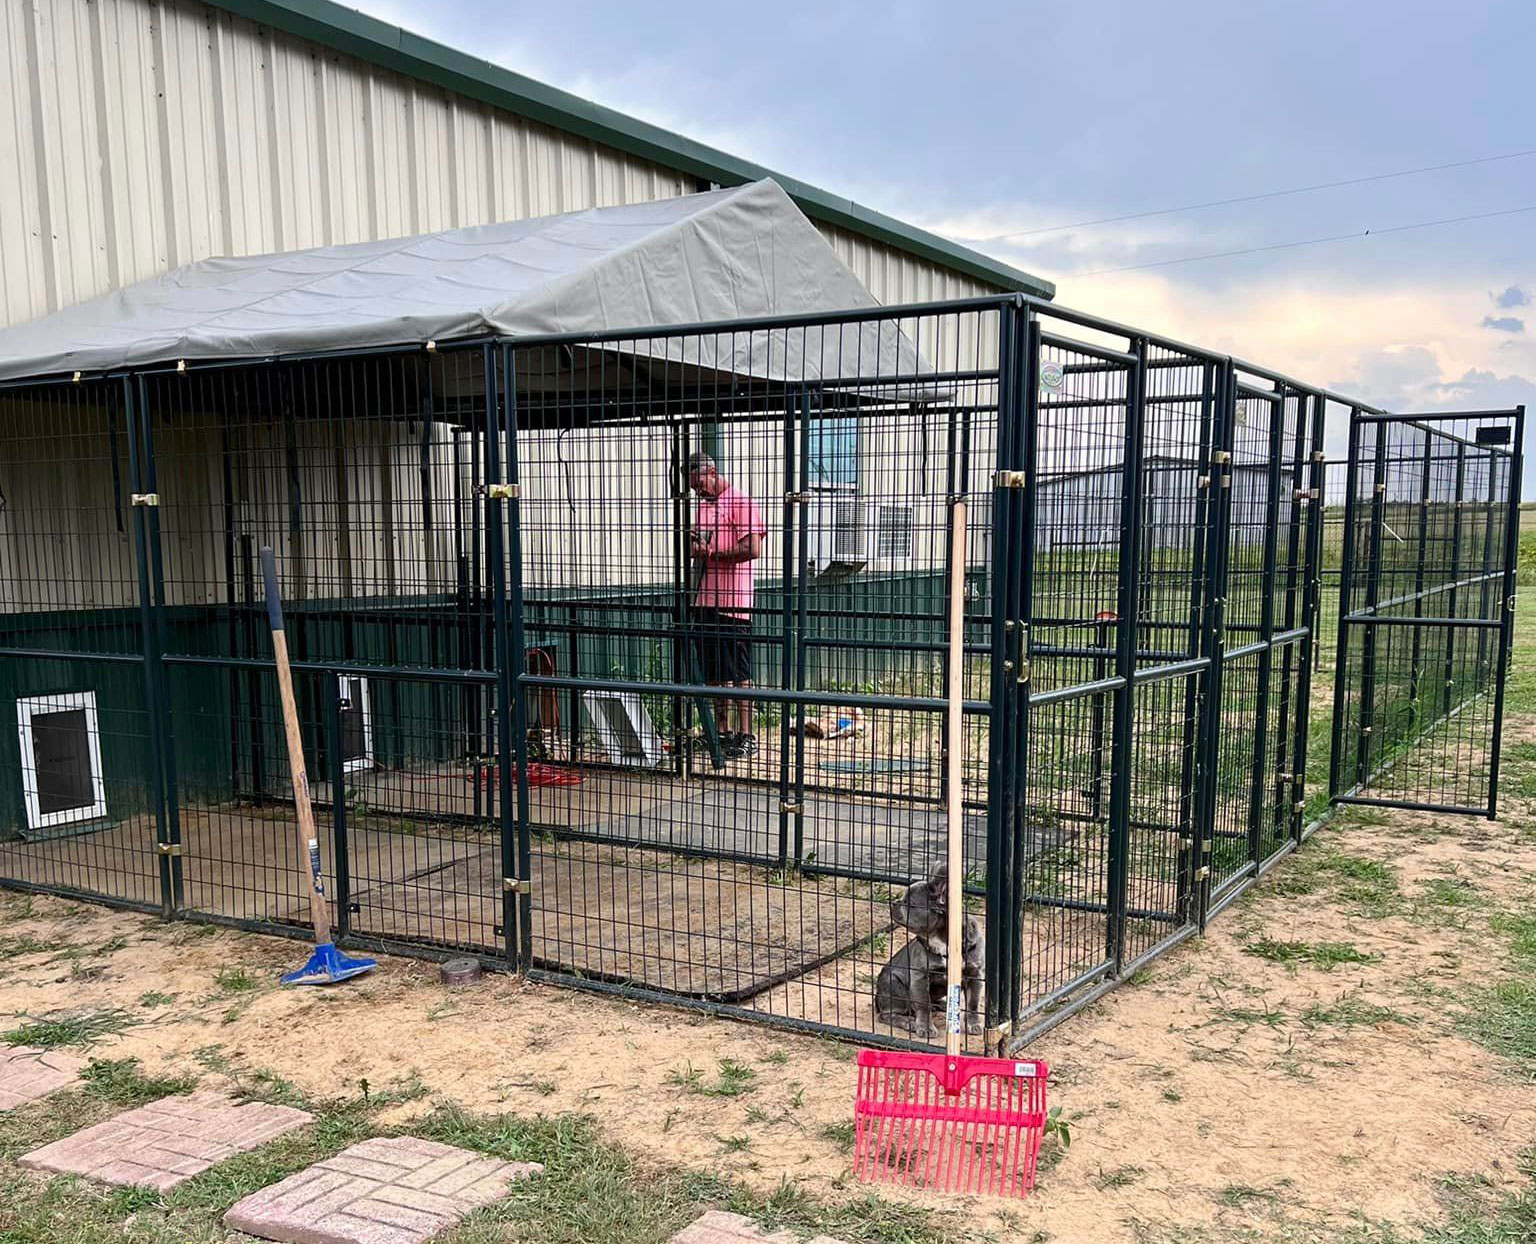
[0,1045,86,1110]
[223,1135,542,1244]
[19,1090,311,1190]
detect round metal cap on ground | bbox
[439,957,483,987]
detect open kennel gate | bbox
[0,294,1519,1055]
[1330,409,1524,817]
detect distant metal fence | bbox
[0,295,1519,1053]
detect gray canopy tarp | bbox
[0,179,935,393]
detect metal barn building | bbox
[0,0,1052,332]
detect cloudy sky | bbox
[354,0,1533,470]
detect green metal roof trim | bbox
[201,0,1055,300]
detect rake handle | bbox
[261,546,332,947]
[945,500,966,1061]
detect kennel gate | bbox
[1330,407,1524,817]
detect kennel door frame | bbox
[1329,405,1524,817]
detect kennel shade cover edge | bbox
[0,179,927,389]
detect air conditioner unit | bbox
[806,492,867,576]
[868,502,915,564]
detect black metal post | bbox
[1354,423,1390,791]
[501,344,536,966]
[776,388,798,870]
[124,378,175,920]
[484,345,520,968]
[326,672,352,941]
[1292,393,1327,840]
[137,377,184,913]
[1487,405,1525,818]
[1006,307,1041,1032]
[1329,409,1363,800]
[1246,386,1285,864]
[982,301,1021,1046]
[1193,360,1236,927]
[1105,338,1148,973]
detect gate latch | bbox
[131,493,160,507]
[503,877,531,894]
[484,483,520,501]
[993,470,1027,490]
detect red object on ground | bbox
[476,764,583,788]
[853,1050,1048,1198]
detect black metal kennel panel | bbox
[505,303,1008,1047]
[1331,408,1524,817]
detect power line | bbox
[1073,203,1536,276]
[960,148,1536,242]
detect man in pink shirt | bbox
[688,451,767,760]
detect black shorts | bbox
[692,609,753,684]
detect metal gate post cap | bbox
[440,957,483,987]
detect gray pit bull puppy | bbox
[874,864,984,1039]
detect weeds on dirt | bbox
[1095,1164,1146,1191]
[1241,938,1381,970]
[822,1121,857,1154]
[666,1059,759,1098]
[1457,981,1536,1077]
[1,1006,139,1049]
[1300,992,1414,1031]
[80,1056,196,1105]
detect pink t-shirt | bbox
[695,484,766,618]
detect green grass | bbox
[1491,912,1536,966]
[665,1059,758,1098]
[1300,993,1414,1031]
[1241,938,1381,970]
[1,1008,140,1049]
[213,968,260,994]
[822,1121,856,1154]
[1458,981,1536,1078]
[1268,844,1402,917]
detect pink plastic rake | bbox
[852,500,1049,1197]
[854,1050,1048,1197]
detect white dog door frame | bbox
[16,690,108,832]
[581,691,663,768]
[337,675,375,774]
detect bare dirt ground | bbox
[2,784,1533,1242]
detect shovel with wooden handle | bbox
[261,546,377,986]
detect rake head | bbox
[280,943,377,986]
[853,1050,1048,1197]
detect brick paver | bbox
[0,1045,86,1110]
[20,1090,311,1190]
[668,1211,847,1244]
[223,1135,542,1244]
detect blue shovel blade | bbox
[280,943,377,986]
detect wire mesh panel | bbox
[136,347,512,947]
[0,379,166,911]
[1331,409,1524,815]
[509,306,1004,1047]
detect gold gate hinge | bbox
[156,842,182,857]
[993,469,1027,489]
[131,493,160,507]
[779,801,804,816]
[1212,450,1232,465]
[502,877,531,894]
[484,483,520,501]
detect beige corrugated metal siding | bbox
[0,0,1000,335]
